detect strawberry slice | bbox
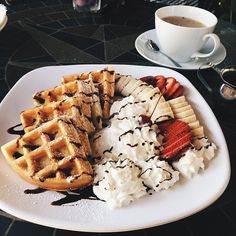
[158,120,192,160]
[155,76,166,92]
[161,132,192,154]
[140,76,157,87]
[164,77,176,99]
[172,85,184,98]
[167,81,181,97]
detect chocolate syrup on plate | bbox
[24,186,100,206]
[7,123,25,136]
[51,186,99,206]
[24,188,47,194]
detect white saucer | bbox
[135,29,226,70]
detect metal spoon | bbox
[145,39,182,68]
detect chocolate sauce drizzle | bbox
[109,101,146,120]
[93,135,101,142]
[118,130,134,141]
[33,94,45,104]
[127,143,138,148]
[24,186,100,206]
[52,187,99,206]
[103,146,113,154]
[7,123,25,136]
[24,188,47,194]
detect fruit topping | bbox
[140,76,157,87]
[138,115,152,126]
[158,120,192,160]
[140,75,184,100]
[155,76,166,93]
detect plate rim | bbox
[0,64,231,232]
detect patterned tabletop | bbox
[0,0,236,235]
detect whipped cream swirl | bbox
[92,96,163,162]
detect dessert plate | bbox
[0,64,230,232]
[135,29,226,70]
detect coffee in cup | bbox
[155,6,220,63]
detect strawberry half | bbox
[155,76,166,93]
[172,85,184,98]
[140,76,157,87]
[158,120,192,160]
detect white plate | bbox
[135,29,226,70]
[0,64,230,232]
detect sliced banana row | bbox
[115,76,174,122]
[168,96,204,137]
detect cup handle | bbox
[191,33,221,59]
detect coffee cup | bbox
[155,5,220,63]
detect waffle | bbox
[84,79,103,129]
[62,70,103,84]
[62,68,116,120]
[32,79,103,129]
[1,118,93,191]
[99,69,115,119]
[20,96,95,135]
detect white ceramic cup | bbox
[155,5,220,63]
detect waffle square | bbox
[1,118,93,191]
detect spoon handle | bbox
[159,51,182,68]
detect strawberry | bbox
[155,76,166,92]
[167,81,181,97]
[140,76,157,87]
[158,120,192,160]
[172,85,184,98]
[164,77,176,99]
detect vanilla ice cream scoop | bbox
[0,4,7,31]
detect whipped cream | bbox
[173,137,217,179]
[92,96,163,162]
[93,158,147,209]
[192,137,217,161]
[93,156,179,208]
[173,149,204,179]
[138,156,179,192]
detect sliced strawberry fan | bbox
[158,119,192,161]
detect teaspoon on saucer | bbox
[145,39,182,68]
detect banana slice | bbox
[170,101,188,109]
[191,126,204,137]
[171,105,192,113]
[168,96,186,105]
[188,120,200,129]
[121,79,140,96]
[174,109,194,119]
[152,111,174,122]
[115,75,132,93]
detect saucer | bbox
[135,29,226,70]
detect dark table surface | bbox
[1,0,236,235]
